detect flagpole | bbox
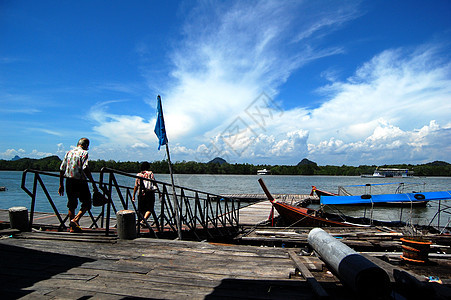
[165,142,182,240]
[154,95,182,240]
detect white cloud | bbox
[29,149,54,158]
[308,121,451,165]
[0,149,25,159]
[158,1,357,143]
[89,101,156,147]
[83,2,450,165]
[33,128,63,137]
[298,45,451,164]
[0,148,54,160]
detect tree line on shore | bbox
[0,155,450,177]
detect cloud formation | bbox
[83,1,450,165]
[303,46,451,164]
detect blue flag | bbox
[154,95,168,150]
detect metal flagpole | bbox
[154,95,182,240]
[165,143,182,240]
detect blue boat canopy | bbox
[321,190,451,205]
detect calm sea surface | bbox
[0,171,450,227]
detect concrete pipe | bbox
[308,228,390,299]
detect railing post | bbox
[29,174,38,231]
[105,171,113,236]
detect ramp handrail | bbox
[21,168,241,240]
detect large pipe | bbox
[308,228,390,299]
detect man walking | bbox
[58,138,98,232]
[132,161,159,228]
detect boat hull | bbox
[271,200,357,227]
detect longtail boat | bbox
[321,190,451,206]
[310,186,338,197]
[258,179,405,228]
[312,183,432,207]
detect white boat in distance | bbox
[257,168,271,175]
[361,167,413,178]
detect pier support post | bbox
[116,210,136,240]
[308,228,390,299]
[8,206,29,232]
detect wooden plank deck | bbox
[0,197,279,232]
[0,230,346,299]
[224,193,316,204]
[238,200,276,226]
[1,207,451,298]
[0,209,117,230]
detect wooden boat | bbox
[310,186,338,197]
[258,179,405,228]
[312,184,430,207]
[269,200,359,227]
[0,186,6,191]
[321,190,451,206]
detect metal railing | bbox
[21,168,242,240]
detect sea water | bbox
[0,171,450,227]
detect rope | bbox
[404,193,416,233]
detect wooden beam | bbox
[288,249,329,299]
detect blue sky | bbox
[1,0,450,166]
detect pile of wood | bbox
[238,226,451,253]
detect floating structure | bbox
[361,167,413,178]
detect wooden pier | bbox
[2,171,451,300]
[1,231,330,299]
[1,201,451,299]
[224,193,316,204]
[238,199,278,226]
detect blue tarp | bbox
[321,190,451,205]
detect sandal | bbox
[70,220,83,233]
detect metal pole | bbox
[166,143,182,240]
[438,199,441,232]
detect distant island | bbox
[0,155,450,177]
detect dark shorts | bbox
[138,190,155,214]
[66,178,92,211]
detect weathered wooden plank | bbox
[141,260,293,278]
[360,253,426,283]
[0,229,354,299]
[0,228,20,235]
[288,249,329,299]
[16,234,117,243]
[30,273,311,300]
[23,288,99,300]
[302,256,325,272]
[80,259,152,274]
